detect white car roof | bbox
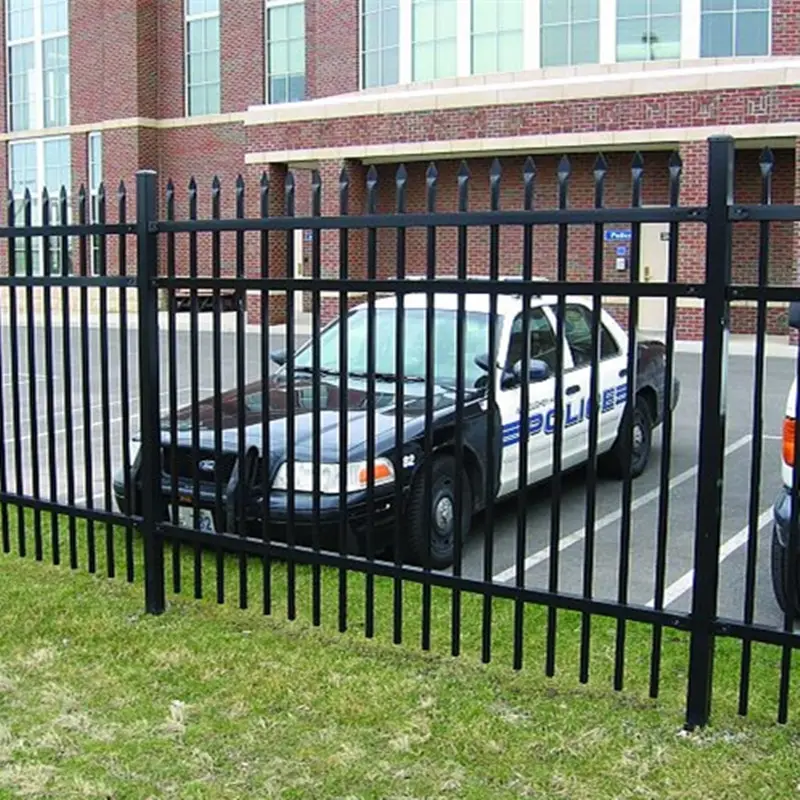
[357,280,593,317]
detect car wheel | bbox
[771,527,797,619]
[405,454,471,570]
[600,395,652,480]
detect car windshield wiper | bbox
[347,371,425,383]
[348,371,461,393]
[289,365,341,377]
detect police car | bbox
[114,285,680,569]
[771,300,800,618]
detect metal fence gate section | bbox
[1,135,799,729]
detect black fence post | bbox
[685,135,734,729]
[136,169,165,615]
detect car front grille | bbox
[160,445,239,487]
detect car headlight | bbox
[271,458,395,494]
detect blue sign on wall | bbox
[615,245,628,257]
[604,229,632,242]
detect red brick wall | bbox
[158,0,185,119]
[70,0,158,125]
[772,0,800,55]
[221,0,265,112]
[244,162,291,324]
[0,4,6,135]
[246,88,800,153]
[305,0,359,99]
[137,0,159,119]
[368,152,672,285]
[158,124,250,280]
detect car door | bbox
[497,306,567,497]
[553,301,628,464]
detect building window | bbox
[412,0,458,81]
[700,0,770,57]
[88,132,102,275]
[471,0,523,75]
[8,136,71,275]
[362,0,400,88]
[185,0,221,116]
[617,0,681,62]
[540,0,600,68]
[266,1,305,104]
[6,0,70,132]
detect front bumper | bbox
[113,470,407,552]
[772,485,800,551]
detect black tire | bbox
[771,527,797,619]
[599,395,652,480]
[405,454,471,570]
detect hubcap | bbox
[633,422,645,451]
[434,495,454,532]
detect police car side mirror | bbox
[513,358,551,384]
[474,353,491,372]
[270,349,287,367]
[789,301,800,330]
[528,359,551,382]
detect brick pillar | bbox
[316,159,366,323]
[246,162,289,325]
[676,141,709,341]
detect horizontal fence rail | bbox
[0,135,799,730]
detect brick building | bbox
[1,0,799,338]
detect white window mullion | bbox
[399,0,412,83]
[457,0,470,76]
[185,0,221,116]
[599,0,617,65]
[33,1,44,130]
[523,0,540,71]
[682,0,701,60]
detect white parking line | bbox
[492,433,754,584]
[646,508,773,609]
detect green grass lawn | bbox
[1,511,799,799]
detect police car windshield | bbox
[293,306,498,388]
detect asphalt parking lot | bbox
[0,312,795,631]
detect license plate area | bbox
[177,505,216,534]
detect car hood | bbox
[159,372,470,466]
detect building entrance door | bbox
[638,219,670,338]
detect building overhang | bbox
[244,57,800,127]
[245,123,800,167]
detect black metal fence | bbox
[1,134,799,730]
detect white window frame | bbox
[407,0,463,82]
[698,0,772,59]
[360,0,402,89]
[184,0,221,117]
[540,0,604,69]
[355,0,773,90]
[7,135,72,276]
[265,0,306,105]
[5,0,70,132]
[616,0,682,63]
[88,131,102,276]
[469,0,526,77]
